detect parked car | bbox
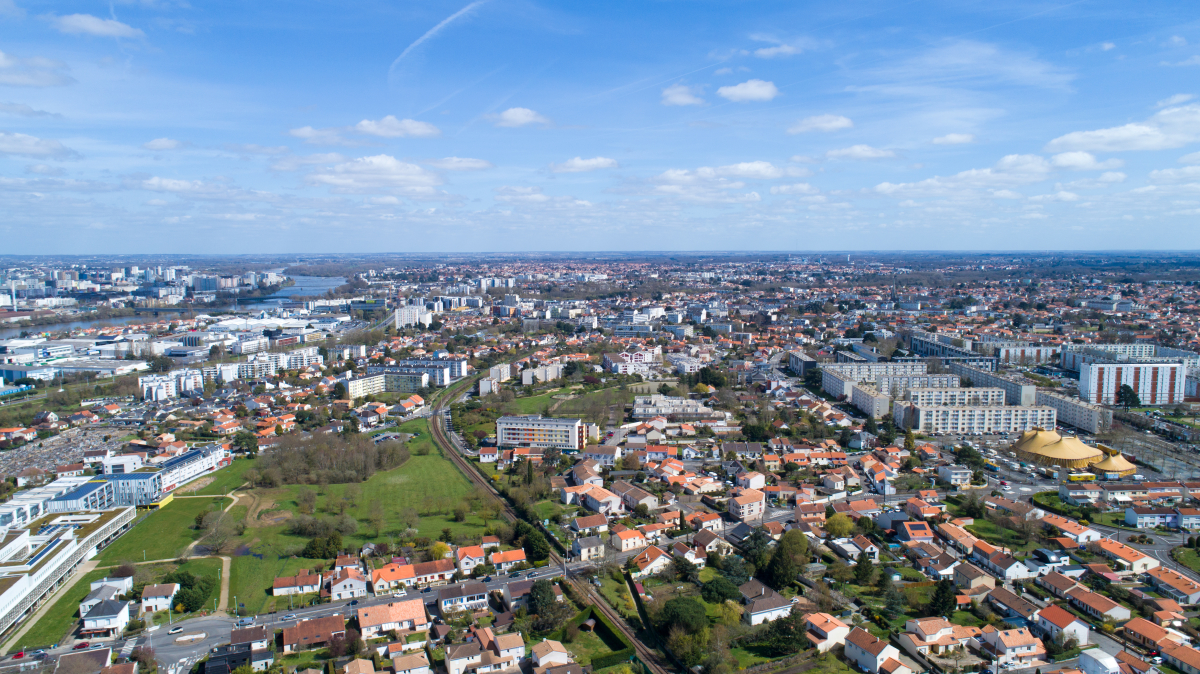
[12,652,24,659]
[283,614,297,621]
[348,599,359,606]
[509,571,521,578]
[169,626,184,635]
[73,643,90,651]
[421,587,433,594]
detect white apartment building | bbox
[1079,361,1185,406]
[851,384,890,419]
[1035,390,1113,434]
[948,362,1037,405]
[345,372,430,399]
[903,387,1006,407]
[139,369,204,401]
[496,416,585,452]
[894,403,1056,435]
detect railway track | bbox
[428,377,672,674]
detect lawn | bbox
[597,576,638,620]
[965,519,1040,552]
[228,555,320,617]
[552,388,636,418]
[147,557,224,621]
[16,568,108,649]
[98,497,231,564]
[730,646,774,668]
[191,458,258,496]
[512,393,559,415]
[1174,547,1200,575]
[562,629,623,666]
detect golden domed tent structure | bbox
[1090,446,1136,477]
[1011,428,1104,469]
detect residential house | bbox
[896,618,983,659]
[629,545,672,579]
[729,489,766,521]
[978,626,1046,667]
[739,580,795,626]
[805,613,851,653]
[282,616,347,653]
[530,640,572,669]
[81,600,131,638]
[612,529,647,553]
[502,580,563,612]
[571,514,608,536]
[141,583,179,614]
[392,653,431,674]
[273,570,322,596]
[357,599,429,639]
[1067,587,1132,622]
[329,568,368,600]
[845,627,913,674]
[456,546,487,574]
[439,583,489,615]
[572,536,605,562]
[490,549,527,573]
[1096,538,1160,574]
[1122,617,1188,651]
[1147,567,1200,605]
[987,587,1041,628]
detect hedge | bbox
[549,606,635,669]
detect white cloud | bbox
[225,144,289,155]
[932,133,975,145]
[770,183,819,195]
[661,83,704,106]
[1163,56,1200,67]
[755,45,797,58]
[1029,190,1080,202]
[749,34,813,59]
[26,163,63,176]
[1170,36,1188,47]
[1099,171,1126,182]
[368,196,401,205]
[717,79,778,102]
[550,156,618,173]
[1180,151,1200,164]
[0,50,73,87]
[991,190,1024,199]
[826,145,895,160]
[493,107,549,127]
[143,137,180,151]
[875,154,1052,197]
[0,0,22,17]
[307,154,442,196]
[650,167,761,203]
[426,157,492,170]
[270,152,346,172]
[354,116,440,138]
[51,14,144,38]
[1149,165,1200,182]
[0,131,76,158]
[495,186,550,203]
[1101,42,1116,51]
[288,126,351,146]
[1157,94,1195,108]
[787,114,852,134]
[715,158,792,177]
[1050,151,1123,170]
[1045,103,1200,152]
[0,102,55,117]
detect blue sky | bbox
[2,0,1200,253]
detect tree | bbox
[430,542,450,559]
[929,578,957,617]
[673,557,700,583]
[232,431,258,454]
[1116,384,1141,409]
[825,513,854,538]
[764,529,808,590]
[659,596,707,633]
[883,584,905,619]
[716,600,742,626]
[741,528,773,572]
[904,430,916,451]
[529,579,558,616]
[854,550,875,585]
[719,556,750,586]
[701,576,741,604]
[634,503,650,519]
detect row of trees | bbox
[249,434,410,486]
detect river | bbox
[0,275,348,339]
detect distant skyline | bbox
[2,0,1200,253]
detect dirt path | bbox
[216,556,231,613]
[2,560,99,651]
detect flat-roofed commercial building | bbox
[496,416,585,452]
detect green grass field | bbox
[1174,547,1200,575]
[228,555,320,617]
[562,629,623,665]
[98,497,231,564]
[512,393,559,415]
[191,459,257,496]
[966,519,1040,552]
